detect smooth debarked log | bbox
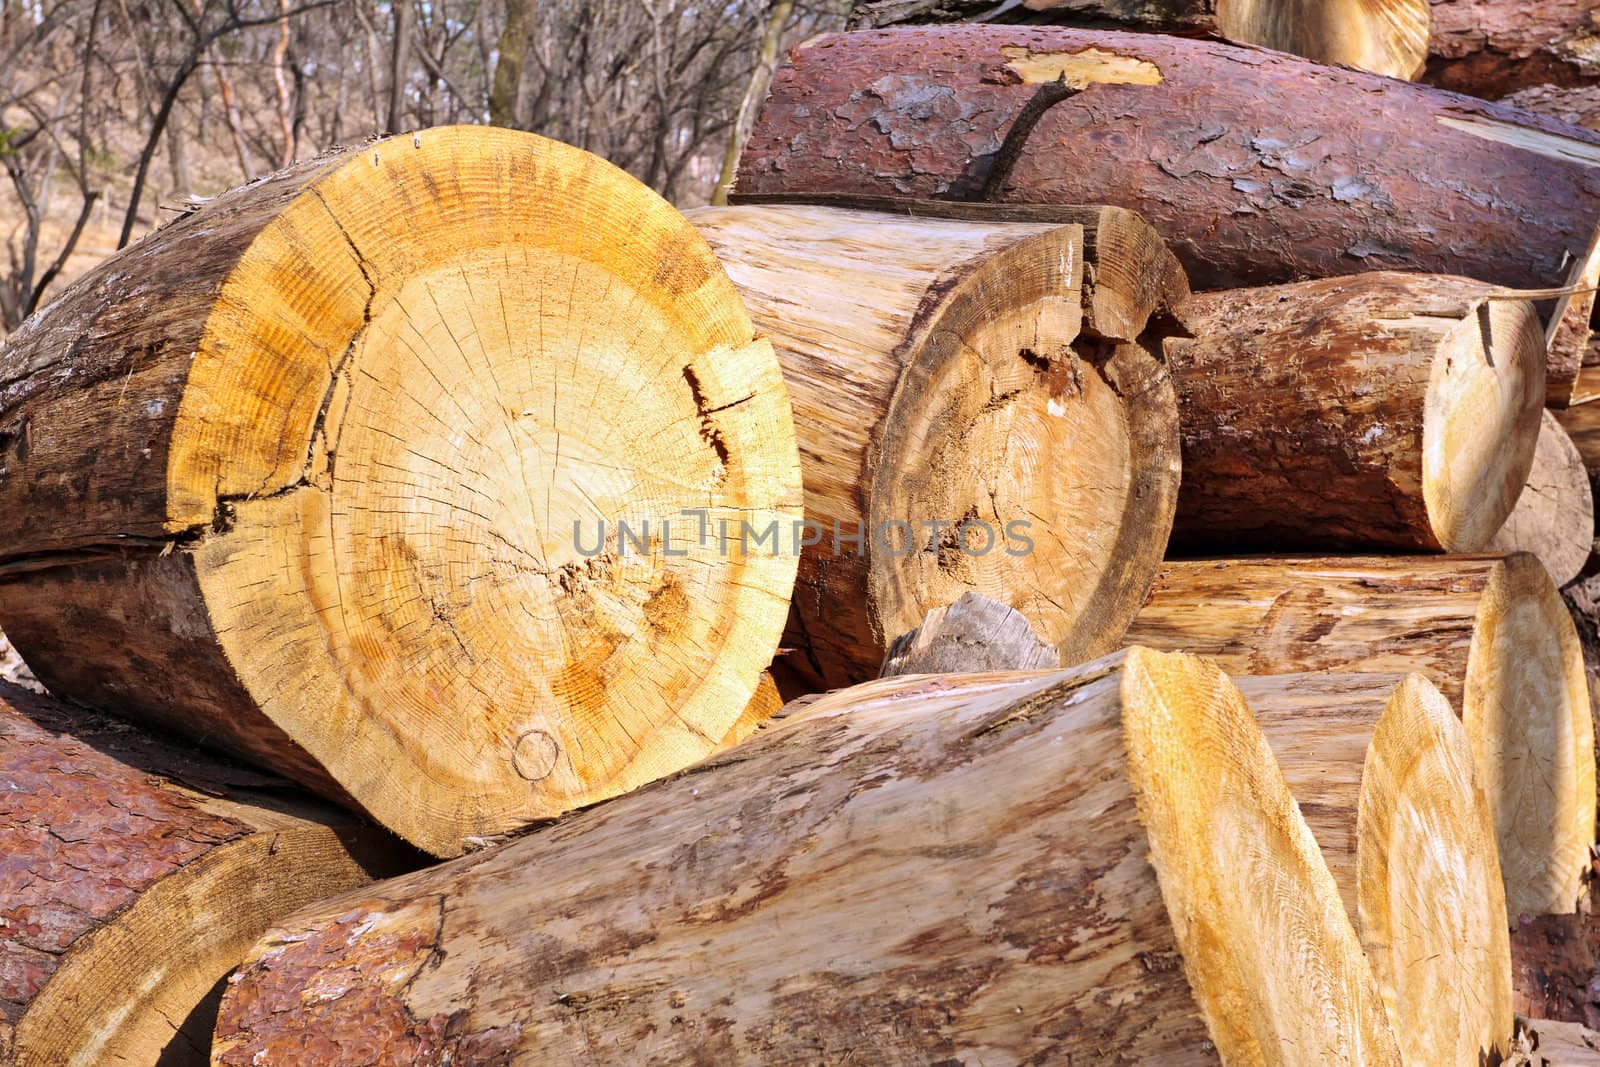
[1489,410,1596,587]
[687,203,1182,688]
[0,126,804,857]
[0,682,410,1067]
[1239,672,1513,1067]
[1125,553,1595,921]
[210,650,1403,1066]
[733,25,1600,402]
[848,0,1432,80]
[1167,273,1545,553]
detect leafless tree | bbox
[0,0,846,335]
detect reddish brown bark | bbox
[1427,0,1600,100]
[734,26,1600,294]
[0,682,411,1065]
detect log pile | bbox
[0,682,411,1066]
[1,2,1599,1061]
[0,126,804,859]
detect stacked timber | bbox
[0,682,410,1066]
[1165,274,1546,553]
[687,203,1184,688]
[0,126,804,857]
[732,25,1600,405]
[1240,672,1512,1066]
[1124,553,1596,921]
[210,650,1409,1065]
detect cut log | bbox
[687,203,1182,689]
[210,649,1402,1066]
[1427,1,1600,100]
[0,126,804,858]
[733,25,1600,402]
[0,681,410,1067]
[1239,671,1513,1066]
[1124,553,1596,920]
[848,0,1432,80]
[880,591,1059,676]
[712,671,783,753]
[1489,410,1596,586]
[1166,273,1546,553]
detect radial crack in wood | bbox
[0,126,804,857]
[688,203,1182,688]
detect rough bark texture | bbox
[1427,1,1600,99]
[0,126,803,857]
[734,27,1600,300]
[0,682,411,1067]
[1167,274,1546,552]
[1490,410,1596,587]
[847,0,1432,80]
[688,202,1183,689]
[211,650,1403,1067]
[1506,84,1600,130]
[1125,553,1596,921]
[880,591,1059,675]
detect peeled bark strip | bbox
[1167,274,1545,553]
[1125,553,1595,920]
[0,682,409,1067]
[880,591,1059,676]
[0,126,803,857]
[687,203,1181,688]
[1427,1,1600,100]
[211,649,1401,1066]
[1489,410,1596,586]
[1239,672,1513,1066]
[849,0,1431,80]
[734,27,1600,305]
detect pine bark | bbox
[1166,274,1547,552]
[1125,553,1595,920]
[733,26,1600,305]
[0,682,410,1067]
[687,202,1182,689]
[211,650,1403,1066]
[0,127,803,857]
[1426,1,1600,100]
